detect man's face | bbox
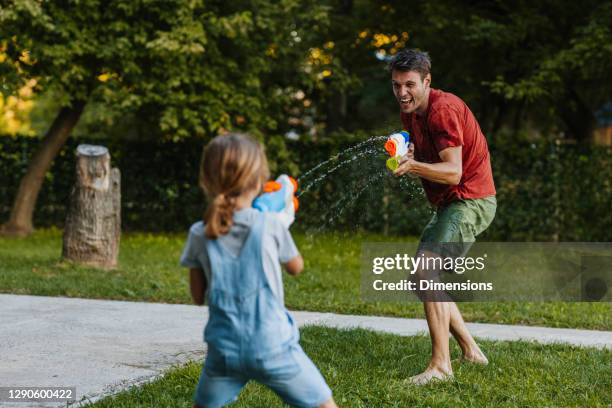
[391,70,431,114]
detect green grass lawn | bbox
[0,228,610,330]
[87,326,611,407]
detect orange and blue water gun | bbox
[384,130,411,171]
[253,174,299,214]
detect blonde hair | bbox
[200,133,269,239]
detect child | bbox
[180,133,337,408]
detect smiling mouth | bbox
[400,97,413,105]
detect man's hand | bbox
[393,155,417,176]
[393,145,462,185]
[406,142,415,160]
[393,143,416,177]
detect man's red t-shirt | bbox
[400,88,496,208]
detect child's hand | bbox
[189,268,206,305]
[272,174,296,228]
[275,211,295,229]
[253,174,298,228]
[283,255,304,276]
[278,180,296,228]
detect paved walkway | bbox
[1,294,610,407]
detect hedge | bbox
[0,136,610,241]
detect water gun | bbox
[384,130,411,171]
[253,175,299,227]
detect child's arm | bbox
[283,255,304,276]
[189,268,207,305]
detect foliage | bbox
[0,136,610,241]
[0,83,36,135]
[450,0,610,139]
[0,0,334,141]
[0,51,37,137]
[288,0,612,140]
[0,1,609,237]
[2,0,611,143]
[487,137,612,241]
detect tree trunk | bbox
[1,101,86,237]
[62,145,121,269]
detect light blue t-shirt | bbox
[180,208,299,305]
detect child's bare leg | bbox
[317,397,338,408]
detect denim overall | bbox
[204,213,298,358]
[194,214,331,408]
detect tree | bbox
[443,0,612,142]
[292,0,611,141]
[0,0,330,236]
[407,0,611,141]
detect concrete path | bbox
[1,294,610,407]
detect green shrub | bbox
[0,136,609,240]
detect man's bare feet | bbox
[406,366,453,386]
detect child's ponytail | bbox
[204,193,237,239]
[199,133,269,239]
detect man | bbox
[390,49,497,385]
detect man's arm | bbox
[189,268,207,305]
[393,145,462,185]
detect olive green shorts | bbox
[418,196,497,257]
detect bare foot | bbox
[406,367,453,386]
[460,346,489,365]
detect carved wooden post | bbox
[62,145,121,269]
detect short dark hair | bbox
[388,49,431,79]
